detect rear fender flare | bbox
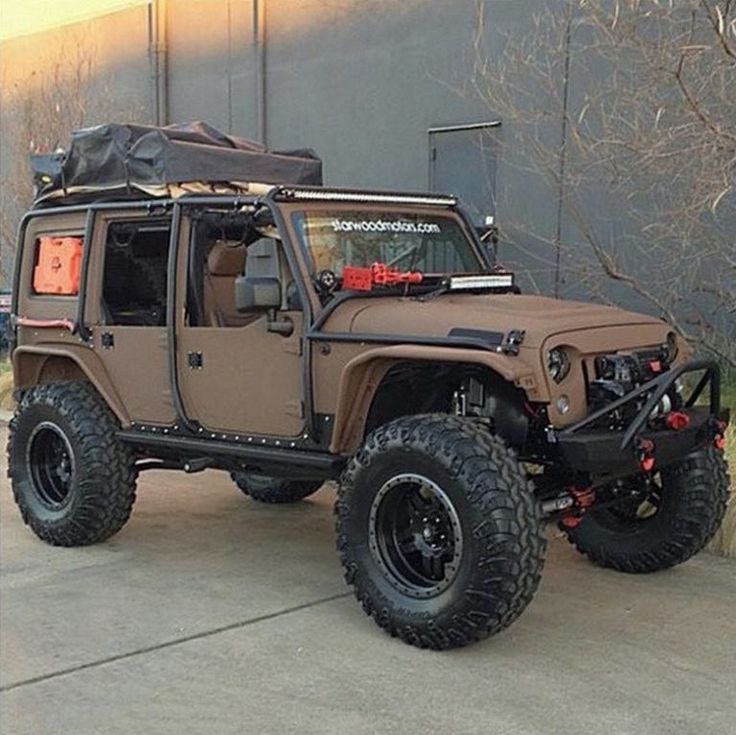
[12,345,130,425]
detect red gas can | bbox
[33,236,83,295]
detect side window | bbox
[32,235,84,296]
[186,217,298,327]
[187,235,247,328]
[101,220,170,326]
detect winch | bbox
[587,350,676,428]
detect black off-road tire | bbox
[231,472,322,504]
[336,414,546,650]
[8,381,137,546]
[566,446,729,573]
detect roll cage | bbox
[11,186,492,441]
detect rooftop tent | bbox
[31,121,322,203]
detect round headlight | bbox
[548,347,571,383]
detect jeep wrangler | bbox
[7,184,730,649]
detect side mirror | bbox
[476,215,499,245]
[475,215,499,264]
[235,275,281,312]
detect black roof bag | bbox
[31,121,322,199]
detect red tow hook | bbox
[637,438,656,472]
[714,420,728,452]
[665,410,691,431]
[560,486,596,529]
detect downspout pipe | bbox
[254,0,267,144]
[149,0,169,126]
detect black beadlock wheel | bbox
[566,446,729,573]
[26,422,76,508]
[336,414,546,650]
[8,381,137,546]
[368,473,464,599]
[230,472,322,504]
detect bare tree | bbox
[473,0,736,366]
[0,34,146,281]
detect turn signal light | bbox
[637,438,655,472]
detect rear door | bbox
[87,209,175,425]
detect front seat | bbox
[203,242,257,327]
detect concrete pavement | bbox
[1,426,734,734]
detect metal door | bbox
[429,121,501,225]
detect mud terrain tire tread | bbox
[231,472,322,504]
[567,446,729,573]
[8,381,137,546]
[336,414,546,650]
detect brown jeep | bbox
[7,174,730,649]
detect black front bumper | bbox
[556,359,728,477]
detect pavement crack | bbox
[0,591,351,693]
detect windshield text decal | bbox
[330,218,441,235]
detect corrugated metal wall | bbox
[1,0,731,350]
[0,1,561,296]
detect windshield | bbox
[291,210,485,278]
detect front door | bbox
[176,229,305,438]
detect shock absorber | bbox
[539,485,596,525]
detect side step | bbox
[117,430,345,479]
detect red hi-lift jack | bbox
[342,263,424,291]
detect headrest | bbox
[207,241,246,276]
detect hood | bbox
[321,293,668,351]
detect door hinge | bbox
[188,351,203,369]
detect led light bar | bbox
[279,188,457,207]
[449,274,514,290]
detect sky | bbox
[0,0,148,41]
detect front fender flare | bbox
[328,344,544,454]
